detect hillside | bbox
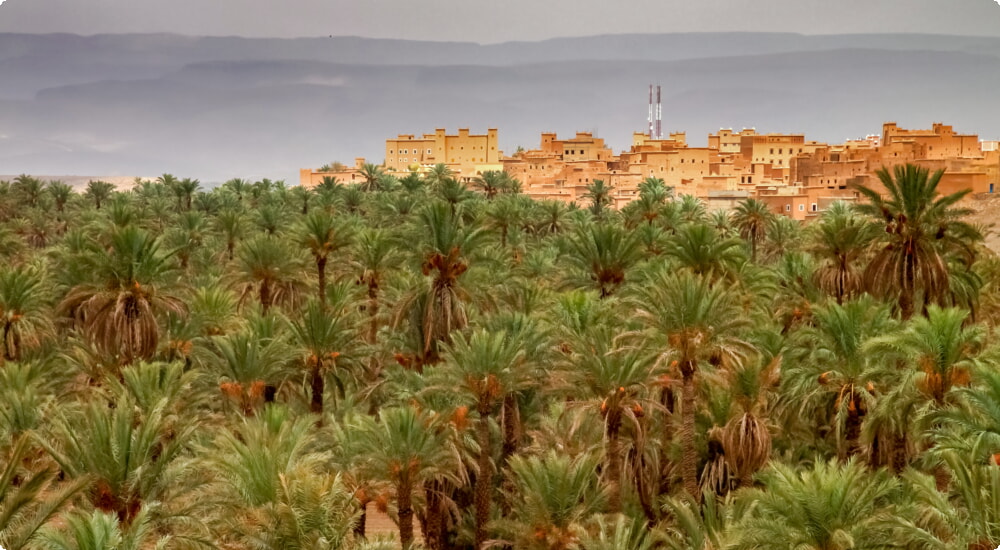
[1,32,998,181]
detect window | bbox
[402,149,408,154]
[770,148,774,154]
[427,149,432,154]
[798,204,805,211]
[785,205,791,212]
[811,203,818,212]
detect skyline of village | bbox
[299,118,998,218]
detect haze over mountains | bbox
[1,32,999,182]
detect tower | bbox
[656,85,662,139]
[648,85,654,139]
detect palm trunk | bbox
[309,359,324,416]
[354,499,369,539]
[316,255,327,308]
[259,279,272,313]
[660,387,676,495]
[399,479,415,550]
[422,480,446,550]
[475,411,493,549]
[634,449,658,522]
[367,281,380,344]
[606,414,623,514]
[500,394,520,517]
[845,393,863,458]
[681,365,700,501]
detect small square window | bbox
[798,204,805,211]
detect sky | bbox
[0,0,999,42]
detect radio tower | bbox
[655,85,662,139]
[648,85,654,139]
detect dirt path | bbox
[362,502,422,548]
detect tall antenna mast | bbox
[656,85,662,139]
[648,85,654,139]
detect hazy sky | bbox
[0,0,999,42]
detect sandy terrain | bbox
[965,194,1000,253]
[363,502,422,549]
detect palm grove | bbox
[1,163,999,550]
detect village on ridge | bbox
[302,91,1000,219]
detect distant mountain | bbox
[1,32,998,182]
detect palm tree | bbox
[429,329,530,548]
[890,445,1000,549]
[761,214,804,264]
[436,177,474,213]
[473,170,518,200]
[494,451,607,550]
[783,296,897,459]
[296,211,355,308]
[255,203,283,236]
[223,178,251,202]
[13,174,45,208]
[359,163,386,192]
[808,201,879,304]
[172,178,200,211]
[207,326,289,415]
[622,177,672,228]
[58,226,185,366]
[84,180,116,210]
[317,175,343,194]
[395,201,485,366]
[166,210,206,271]
[731,198,774,263]
[47,180,74,214]
[214,208,245,261]
[245,467,357,550]
[932,366,1000,457]
[424,163,455,191]
[207,406,356,546]
[677,194,707,224]
[855,164,982,319]
[289,185,313,215]
[36,507,163,550]
[582,179,614,220]
[633,269,752,499]
[340,407,462,550]
[289,299,358,416]
[0,263,53,362]
[534,200,569,236]
[720,341,780,489]
[562,342,659,514]
[234,235,307,313]
[564,222,643,298]
[485,195,526,248]
[661,491,743,550]
[872,305,983,409]
[734,458,899,550]
[667,223,746,282]
[352,228,401,345]
[0,437,88,550]
[576,514,664,550]
[42,393,195,526]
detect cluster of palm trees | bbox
[0,163,999,550]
